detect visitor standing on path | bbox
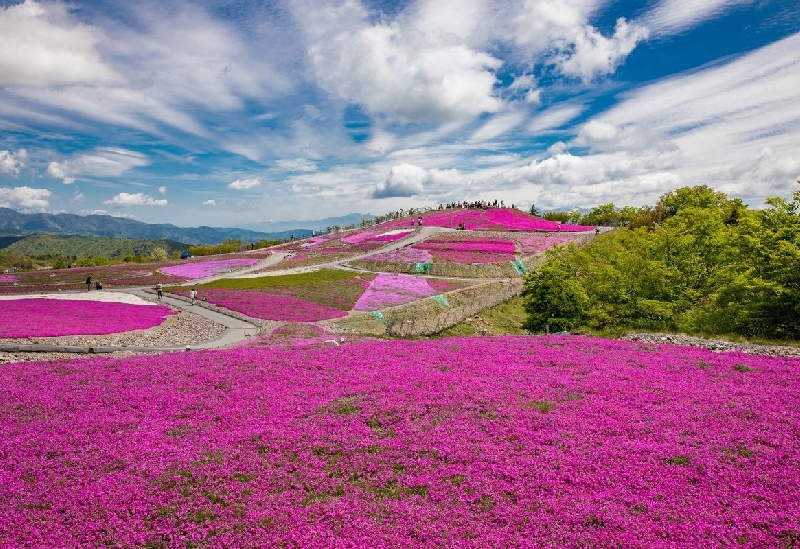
[86,276,92,291]
[155,282,163,301]
[190,288,197,305]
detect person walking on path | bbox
[86,276,92,291]
[189,288,197,305]
[155,282,163,301]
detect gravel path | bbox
[621,332,800,357]
[0,309,229,364]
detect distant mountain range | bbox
[241,212,370,232]
[0,208,320,245]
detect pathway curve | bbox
[0,288,261,356]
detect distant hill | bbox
[4,234,190,259]
[241,213,371,232]
[0,208,312,244]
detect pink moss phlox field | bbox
[517,234,575,254]
[0,298,176,337]
[188,288,348,321]
[0,274,18,284]
[414,238,517,263]
[363,247,432,263]
[341,231,379,244]
[373,230,412,242]
[354,273,438,310]
[2,335,798,548]
[159,259,260,279]
[381,208,594,231]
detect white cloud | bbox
[0,185,51,212]
[554,18,649,81]
[46,162,75,184]
[0,149,28,176]
[71,192,85,203]
[469,111,526,143]
[640,0,756,38]
[46,148,150,184]
[228,177,261,190]
[507,74,541,105]
[276,159,318,172]
[203,199,223,206]
[158,186,167,194]
[371,163,426,198]
[591,30,800,196]
[301,0,501,122]
[0,0,119,87]
[577,120,619,142]
[104,192,168,206]
[370,163,466,198]
[511,0,605,52]
[529,104,585,133]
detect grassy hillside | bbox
[5,234,189,259]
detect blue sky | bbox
[0,0,799,228]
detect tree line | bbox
[524,184,800,340]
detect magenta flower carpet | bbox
[191,288,348,322]
[0,298,176,337]
[159,259,261,279]
[363,247,433,263]
[353,273,440,310]
[1,336,798,548]
[0,274,18,284]
[414,237,517,263]
[517,234,575,254]
[381,208,594,232]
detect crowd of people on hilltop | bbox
[438,199,515,210]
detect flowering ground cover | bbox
[516,234,576,255]
[381,208,594,232]
[187,289,350,322]
[159,258,261,279]
[171,269,373,321]
[0,273,18,284]
[14,264,186,288]
[361,247,432,263]
[271,229,413,265]
[0,298,175,337]
[2,335,798,548]
[414,236,518,264]
[353,273,443,310]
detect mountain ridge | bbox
[0,208,316,245]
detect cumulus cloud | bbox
[228,177,261,190]
[71,192,85,203]
[203,199,223,206]
[46,162,75,184]
[370,163,465,198]
[554,18,649,81]
[0,185,51,212]
[0,0,119,87]
[0,149,28,176]
[301,0,501,122]
[104,192,168,206]
[158,186,167,194]
[46,148,150,184]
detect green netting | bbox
[372,311,386,323]
[414,262,431,274]
[510,259,528,275]
[432,294,450,307]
